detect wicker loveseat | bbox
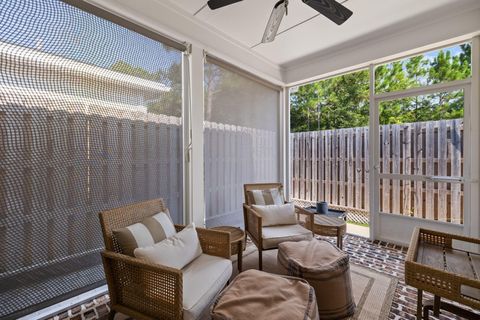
[243,183,314,270]
[99,199,232,320]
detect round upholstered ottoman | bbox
[278,240,355,319]
[211,269,319,320]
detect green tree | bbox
[291,44,472,132]
[110,60,160,81]
[110,60,182,117]
[147,62,182,117]
[290,70,369,132]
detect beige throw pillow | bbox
[112,211,176,256]
[252,203,297,226]
[134,223,203,270]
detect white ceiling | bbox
[165,0,480,67]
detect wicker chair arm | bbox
[174,224,231,259]
[294,205,314,231]
[243,204,262,245]
[196,228,231,259]
[101,250,183,320]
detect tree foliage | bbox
[290,44,471,132]
[110,59,182,117]
[110,60,163,81]
[291,70,369,132]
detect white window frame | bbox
[369,79,474,244]
[286,36,480,245]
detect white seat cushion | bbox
[262,224,313,249]
[182,254,232,320]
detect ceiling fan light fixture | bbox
[261,0,288,43]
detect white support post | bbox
[368,64,379,241]
[188,45,205,227]
[182,49,191,225]
[471,36,480,238]
[282,88,290,200]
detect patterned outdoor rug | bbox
[237,245,398,320]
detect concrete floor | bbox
[347,223,370,238]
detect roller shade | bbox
[63,0,187,52]
[0,0,184,318]
[204,58,281,227]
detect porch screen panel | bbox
[0,0,184,318]
[204,59,280,227]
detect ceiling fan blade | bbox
[261,0,288,43]
[207,0,243,10]
[302,0,352,25]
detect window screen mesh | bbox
[204,61,280,227]
[0,0,184,318]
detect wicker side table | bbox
[301,207,347,249]
[312,215,347,249]
[405,228,480,319]
[210,226,245,272]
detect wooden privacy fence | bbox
[0,87,183,275]
[291,119,464,224]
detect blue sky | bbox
[0,0,181,77]
[424,45,464,61]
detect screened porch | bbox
[1,0,480,320]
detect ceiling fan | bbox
[206,0,353,43]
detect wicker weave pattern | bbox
[196,228,231,259]
[99,198,230,320]
[405,228,480,310]
[243,204,262,246]
[102,251,182,320]
[174,225,231,259]
[295,206,314,231]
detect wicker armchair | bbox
[99,199,232,320]
[243,183,314,270]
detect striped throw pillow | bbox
[113,212,176,256]
[247,187,284,205]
